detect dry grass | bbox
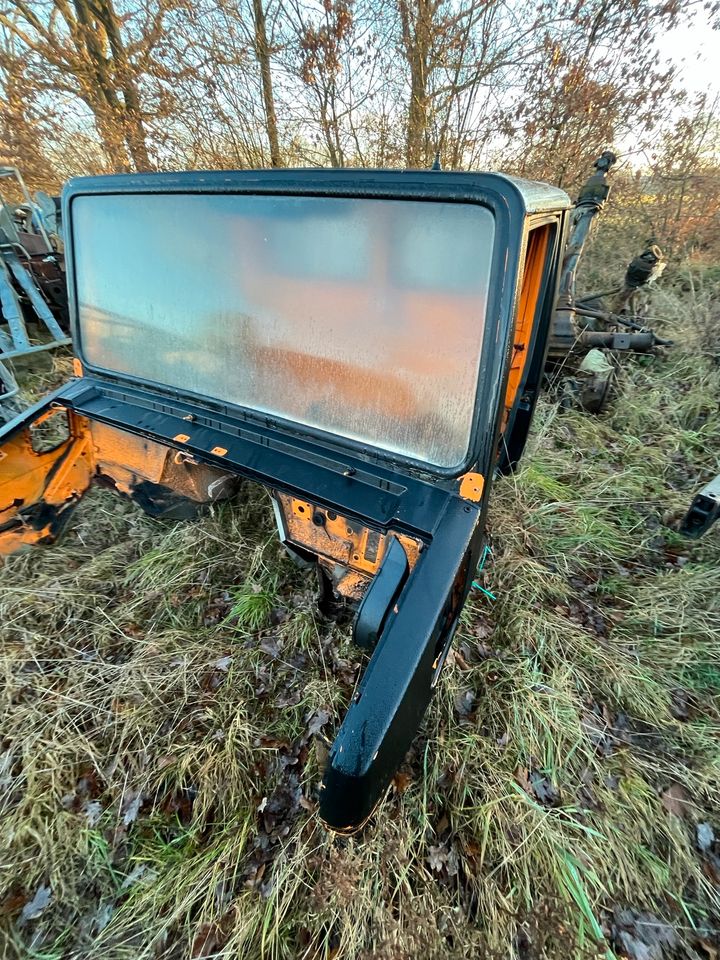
[1,265,719,960]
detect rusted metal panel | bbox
[274,491,422,600]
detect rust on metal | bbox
[274,491,422,600]
[1,414,237,553]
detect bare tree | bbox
[0,0,714,196]
[500,0,707,190]
[252,0,282,165]
[0,0,178,170]
[0,29,58,187]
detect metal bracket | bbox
[680,474,720,539]
[353,536,409,651]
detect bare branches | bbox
[0,0,714,190]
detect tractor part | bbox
[545,154,671,414]
[549,154,669,361]
[0,167,70,412]
[611,243,667,315]
[680,474,720,539]
[0,168,571,832]
[0,360,19,403]
[558,347,616,414]
[549,150,616,359]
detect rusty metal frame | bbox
[0,167,70,405]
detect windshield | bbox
[72,192,494,469]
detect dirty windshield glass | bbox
[73,193,494,468]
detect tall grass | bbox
[1,266,719,959]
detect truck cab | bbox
[0,168,570,831]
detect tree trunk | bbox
[252,0,282,167]
[398,0,432,168]
[71,0,134,170]
[96,0,153,170]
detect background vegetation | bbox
[0,0,719,253]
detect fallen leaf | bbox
[515,765,560,807]
[84,801,102,827]
[693,936,719,960]
[21,884,52,922]
[259,735,292,751]
[514,766,532,794]
[260,637,281,657]
[191,922,222,958]
[213,656,232,672]
[314,738,330,771]
[453,648,471,670]
[94,902,113,933]
[307,708,331,737]
[427,845,447,872]
[530,770,560,807]
[0,892,26,919]
[121,790,143,826]
[702,855,720,885]
[260,775,303,836]
[454,689,475,717]
[393,771,412,795]
[670,687,691,721]
[661,783,693,819]
[120,863,157,891]
[611,907,679,960]
[269,607,288,626]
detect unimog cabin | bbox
[0,169,571,831]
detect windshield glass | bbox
[73,192,494,469]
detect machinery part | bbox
[550,151,616,357]
[611,243,667,315]
[0,166,54,251]
[579,330,657,351]
[0,360,20,409]
[0,167,572,832]
[353,536,410,651]
[680,474,720,539]
[565,347,616,414]
[549,154,669,367]
[0,167,70,408]
[497,220,564,473]
[322,531,478,833]
[1,245,68,348]
[544,153,673,416]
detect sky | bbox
[656,8,720,99]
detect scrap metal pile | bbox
[0,166,70,408]
[547,151,671,413]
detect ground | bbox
[1,264,719,960]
